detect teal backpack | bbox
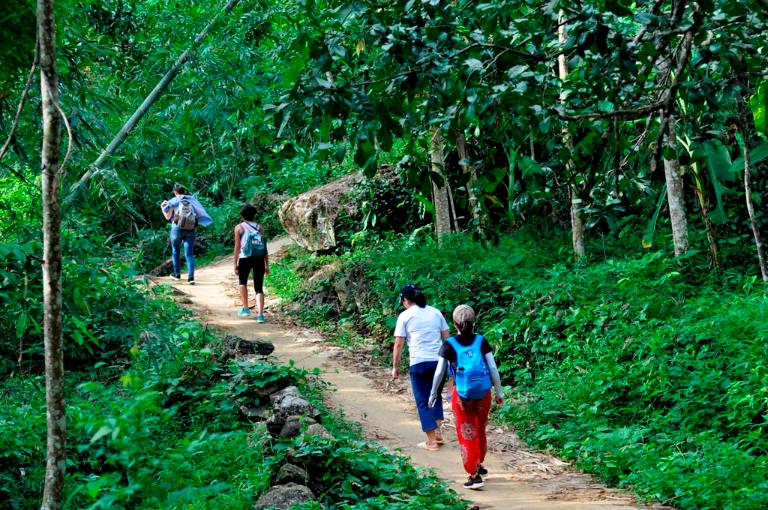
[446,334,492,399]
[241,222,266,257]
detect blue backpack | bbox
[447,334,492,399]
[241,222,267,257]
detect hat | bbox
[452,304,476,325]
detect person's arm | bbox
[484,352,504,405]
[441,329,450,339]
[233,224,242,274]
[161,200,174,221]
[391,336,406,379]
[428,357,448,408]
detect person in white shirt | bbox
[392,283,450,450]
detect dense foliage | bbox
[270,232,768,510]
[2,0,768,508]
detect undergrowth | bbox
[269,230,768,510]
[1,250,467,509]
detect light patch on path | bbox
[159,237,666,510]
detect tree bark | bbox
[38,0,66,508]
[429,127,454,243]
[662,116,689,257]
[558,10,585,260]
[65,0,241,206]
[738,118,768,281]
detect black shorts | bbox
[237,256,265,293]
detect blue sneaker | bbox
[237,308,249,317]
[255,314,265,323]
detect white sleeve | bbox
[394,313,407,338]
[438,311,449,332]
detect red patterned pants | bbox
[451,387,491,475]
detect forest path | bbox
[161,237,657,510]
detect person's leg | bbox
[452,389,476,475]
[409,362,440,447]
[430,366,445,442]
[183,230,196,281]
[252,257,266,319]
[476,391,492,464]
[237,257,254,314]
[456,395,484,477]
[169,227,181,277]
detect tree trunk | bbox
[65,0,241,206]
[662,116,689,257]
[456,132,487,239]
[38,0,66,508]
[429,127,454,243]
[738,119,768,281]
[558,10,585,259]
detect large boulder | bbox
[278,173,362,252]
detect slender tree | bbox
[429,127,455,243]
[37,0,66,507]
[558,10,585,260]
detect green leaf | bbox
[464,58,484,71]
[750,81,768,134]
[15,312,27,339]
[642,185,667,248]
[282,53,307,88]
[729,140,768,175]
[519,155,542,178]
[702,139,735,183]
[90,425,112,443]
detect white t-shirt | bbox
[394,305,449,366]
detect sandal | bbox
[417,441,440,451]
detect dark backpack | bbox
[241,222,266,257]
[447,334,492,399]
[174,197,197,230]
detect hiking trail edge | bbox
[159,237,667,510]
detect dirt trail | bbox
[163,238,659,510]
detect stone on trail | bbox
[253,483,315,510]
[274,463,310,486]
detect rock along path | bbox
[162,238,664,510]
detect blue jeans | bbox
[170,226,196,279]
[410,361,444,432]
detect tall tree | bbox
[37,0,65,507]
[558,10,585,260]
[429,127,455,242]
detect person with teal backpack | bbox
[233,204,269,322]
[428,304,504,490]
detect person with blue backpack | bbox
[234,204,269,322]
[428,304,504,490]
[160,183,213,285]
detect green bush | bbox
[270,231,768,510]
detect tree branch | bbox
[0,50,38,181]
